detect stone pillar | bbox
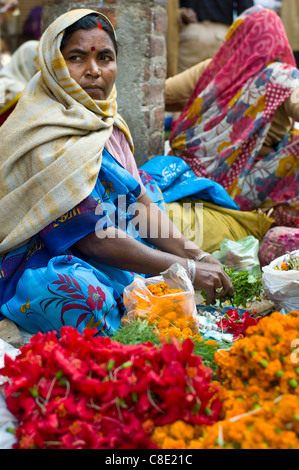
[41,0,167,167]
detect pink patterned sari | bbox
[169,6,299,227]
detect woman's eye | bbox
[69,55,81,62]
[99,55,112,63]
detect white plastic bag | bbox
[0,392,17,449]
[212,236,260,275]
[0,339,19,449]
[262,250,299,314]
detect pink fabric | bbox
[169,6,299,226]
[259,226,299,267]
[105,126,146,197]
[178,7,296,125]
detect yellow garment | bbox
[281,0,299,51]
[167,0,180,77]
[166,199,273,254]
[178,21,229,73]
[165,59,298,147]
[0,9,133,254]
[165,59,212,111]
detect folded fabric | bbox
[166,199,272,254]
[140,155,239,210]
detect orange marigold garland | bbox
[123,281,200,341]
[151,311,299,449]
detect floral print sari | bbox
[0,150,163,335]
[169,6,299,226]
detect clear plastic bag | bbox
[212,236,260,275]
[262,249,299,314]
[123,263,198,328]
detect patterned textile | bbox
[0,150,163,336]
[259,226,299,266]
[169,6,299,225]
[0,9,133,254]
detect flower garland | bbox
[123,282,201,342]
[2,271,299,450]
[151,310,299,449]
[0,327,222,449]
[215,308,261,340]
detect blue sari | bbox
[0,150,238,335]
[0,150,163,336]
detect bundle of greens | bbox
[112,317,226,375]
[223,266,263,308]
[201,266,263,308]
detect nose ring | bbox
[98,69,102,76]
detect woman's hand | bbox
[193,261,234,306]
[198,254,223,267]
[180,8,198,24]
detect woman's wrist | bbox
[186,258,196,284]
[193,251,210,262]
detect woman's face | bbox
[61,26,117,101]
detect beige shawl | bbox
[0,39,39,114]
[0,9,133,254]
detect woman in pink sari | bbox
[167,6,299,265]
[168,6,299,227]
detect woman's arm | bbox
[74,193,234,305]
[165,59,212,112]
[284,87,299,122]
[135,193,208,260]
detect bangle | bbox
[194,252,209,262]
[186,259,196,284]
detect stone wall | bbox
[41,0,167,166]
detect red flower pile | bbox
[0,327,222,449]
[216,308,261,341]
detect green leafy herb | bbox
[223,266,263,308]
[201,267,263,308]
[112,318,161,345]
[112,317,228,375]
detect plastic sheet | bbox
[262,250,299,314]
[140,155,239,210]
[0,339,19,449]
[123,263,198,328]
[212,236,260,275]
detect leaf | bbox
[70,276,82,292]
[61,303,91,324]
[69,294,86,300]
[57,285,71,291]
[64,274,72,284]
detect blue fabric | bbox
[0,151,238,335]
[0,150,153,336]
[140,155,239,210]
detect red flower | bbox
[0,326,222,449]
[216,308,261,340]
[86,285,106,311]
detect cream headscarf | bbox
[0,39,39,115]
[0,9,133,254]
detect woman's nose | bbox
[86,60,100,77]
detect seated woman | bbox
[0,9,234,336]
[166,6,299,229]
[0,40,39,125]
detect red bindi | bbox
[91,46,95,51]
